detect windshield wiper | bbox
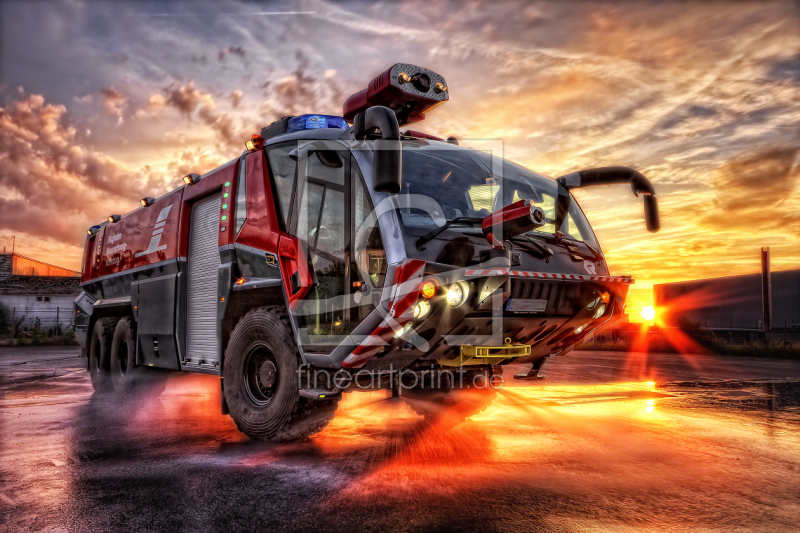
[507,235,554,260]
[416,217,484,250]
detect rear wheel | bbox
[110,316,168,397]
[223,306,338,441]
[88,318,117,394]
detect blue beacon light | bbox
[287,114,349,132]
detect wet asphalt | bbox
[1,346,799,532]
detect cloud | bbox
[133,82,245,149]
[712,146,799,212]
[218,45,245,61]
[0,0,798,281]
[0,92,170,248]
[99,87,128,123]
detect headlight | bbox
[593,303,606,318]
[445,281,469,307]
[394,322,414,339]
[587,292,610,310]
[574,323,588,334]
[413,300,431,319]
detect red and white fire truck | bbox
[74,64,660,440]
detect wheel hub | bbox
[259,360,276,388]
[244,346,278,406]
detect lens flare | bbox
[641,306,656,321]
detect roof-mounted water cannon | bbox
[343,63,449,127]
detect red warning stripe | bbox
[464,269,635,284]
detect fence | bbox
[8,306,73,333]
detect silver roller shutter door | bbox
[186,194,221,362]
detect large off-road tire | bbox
[109,316,168,397]
[88,318,117,394]
[223,306,338,441]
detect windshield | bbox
[393,142,598,246]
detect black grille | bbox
[509,279,581,316]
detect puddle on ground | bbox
[658,379,800,413]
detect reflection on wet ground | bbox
[1,348,799,532]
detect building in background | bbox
[654,269,800,342]
[0,254,81,331]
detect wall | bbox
[0,294,75,329]
[654,269,800,331]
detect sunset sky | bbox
[1,0,798,316]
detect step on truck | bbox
[74,64,660,440]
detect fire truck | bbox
[74,64,660,440]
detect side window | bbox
[266,144,297,225]
[298,182,325,250]
[234,158,247,234]
[353,162,387,288]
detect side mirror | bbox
[354,106,402,194]
[643,194,660,233]
[372,139,402,193]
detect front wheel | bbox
[223,306,338,441]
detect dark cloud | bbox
[99,87,127,117]
[135,82,247,149]
[218,46,245,61]
[164,82,206,116]
[768,54,800,81]
[713,146,799,212]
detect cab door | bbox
[290,148,351,353]
[350,156,388,326]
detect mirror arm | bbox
[554,166,660,233]
[354,106,402,194]
[354,106,400,141]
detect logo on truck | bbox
[134,205,173,257]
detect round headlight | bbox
[446,281,469,307]
[593,303,606,319]
[413,300,431,319]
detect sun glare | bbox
[641,306,656,321]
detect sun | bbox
[640,306,656,321]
